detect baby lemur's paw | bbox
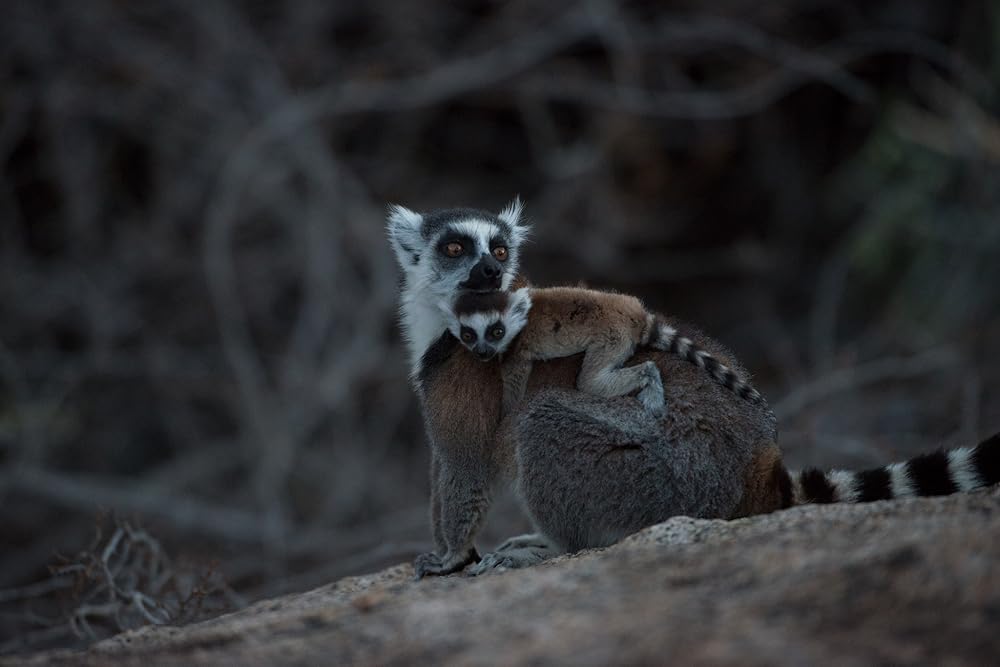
[413,547,481,579]
[636,361,666,417]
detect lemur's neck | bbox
[399,278,452,381]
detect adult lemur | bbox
[388,200,1000,578]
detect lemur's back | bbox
[512,286,651,359]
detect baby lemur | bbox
[440,285,762,417]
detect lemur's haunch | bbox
[441,285,762,416]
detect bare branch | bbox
[773,348,961,421]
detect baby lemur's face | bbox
[443,288,532,361]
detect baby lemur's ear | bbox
[386,204,424,269]
[435,298,460,333]
[498,196,530,246]
[508,287,532,326]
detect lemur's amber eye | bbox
[460,329,475,343]
[490,326,505,340]
[444,242,464,258]
[492,246,508,261]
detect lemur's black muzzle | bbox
[473,344,496,361]
[461,254,503,292]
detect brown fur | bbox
[501,287,663,415]
[730,444,791,518]
[515,288,651,356]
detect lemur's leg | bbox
[500,355,533,417]
[467,533,561,575]
[413,453,490,579]
[577,339,665,417]
[493,533,557,552]
[514,388,690,554]
[429,450,446,554]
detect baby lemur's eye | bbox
[492,246,508,261]
[490,326,505,341]
[460,328,475,343]
[443,241,464,258]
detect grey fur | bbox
[515,347,774,555]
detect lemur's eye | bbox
[490,326,505,340]
[460,328,475,343]
[444,242,464,258]
[492,246,508,261]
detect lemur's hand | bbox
[413,547,481,579]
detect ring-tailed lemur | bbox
[387,200,1000,579]
[439,286,763,418]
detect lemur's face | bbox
[455,311,512,361]
[386,199,529,302]
[445,288,532,361]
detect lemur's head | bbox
[386,199,529,301]
[440,288,532,361]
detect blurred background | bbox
[2,0,999,654]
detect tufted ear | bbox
[386,204,424,268]
[435,297,462,338]
[498,196,530,246]
[507,287,533,333]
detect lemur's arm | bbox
[500,354,533,418]
[413,334,503,578]
[428,449,445,553]
[414,450,489,578]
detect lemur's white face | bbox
[387,199,528,297]
[445,288,532,361]
[387,199,530,375]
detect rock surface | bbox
[10,489,1000,666]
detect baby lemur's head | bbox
[441,288,532,361]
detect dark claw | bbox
[413,548,481,579]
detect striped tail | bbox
[647,319,763,403]
[792,432,1000,504]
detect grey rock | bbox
[10,488,1000,666]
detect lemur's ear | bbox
[386,204,424,268]
[435,298,461,336]
[508,287,532,321]
[498,196,530,246]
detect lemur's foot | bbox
[413,547,481,579]
[468,534,561,576]
[636,361,666,417]
[494,533,554,553]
